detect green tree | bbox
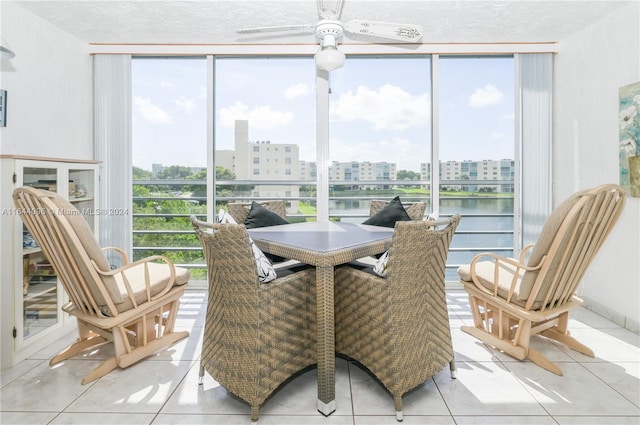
[157,165,194,179]
[133,166,152,180]
[397,169,420,180]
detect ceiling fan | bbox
[236,0,423,72]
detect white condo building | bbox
[218,121,515,198]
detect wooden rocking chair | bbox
[458,184,626,375]
[13,186,190,384]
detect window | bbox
[126,54,527,283]
[215,58,315,220]
[131,57,207,275]
[329,56,432,220]
[438,56,515,278]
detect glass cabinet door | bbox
[20,166,62,341]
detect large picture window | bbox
[129,54,520,282]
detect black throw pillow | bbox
[244,201,289,229]
[244,201,289,262]
[363,196,411,228]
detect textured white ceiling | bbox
[14,0,632,45]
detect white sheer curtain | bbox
[93,54,132,266]
[517,53,553,251]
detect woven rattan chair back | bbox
[334,215,461,420]
[191,216,316,421]
[459,184,626,375]
[369,199,426,220]
[227,200,287,224]
[13,186,189,385]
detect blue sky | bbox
[132,55,514,172]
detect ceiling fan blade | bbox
[344,20,423,42]
[317,0,344,20]
[236,25,315,35]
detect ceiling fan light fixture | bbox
[315,34,345,71]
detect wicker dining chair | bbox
[351,198,428,268]
[334,215,461,421]
[13,186,190,385]
[227,200,287,225]
[458,184,626,375]
[191,216,316,421]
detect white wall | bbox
[555,2,640,330]
[0,1,92,159]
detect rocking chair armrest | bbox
[91,255,177,304]
[469,252,545,301]
[101,246,131,265]
[519,244,535,264]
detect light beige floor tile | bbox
[251,414,356,424]
[450,327,502,362]
[559,327,640,363]
[153,414,251,424]
[580,362,640,407]
[174,299,207,330]
[147,327,203,363]
[64,359,194,414]
[507,362,640,416]
[355,415,455,424]
[50,412,156,424]
[554,416,640,424]
[260,358,352,416]
[492,333,575,364]
[0,359,43,388]
[435,360,548,416]
[160,360,263,416]
[349,361,450,417]
[0,359,98,411]
[0,411,58,424]
[25,328,78,360]
[154,413,355,424]
[453,415,557,424]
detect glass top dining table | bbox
[248,220,394,415]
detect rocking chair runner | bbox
[458,184,626,375]
[13,186,190,384]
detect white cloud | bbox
[133,97,172,124]
[468,84,504,108]
[285,83,311,99]
[330,85,429,130]
[175,96,195,114]
[218,101,293,129]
